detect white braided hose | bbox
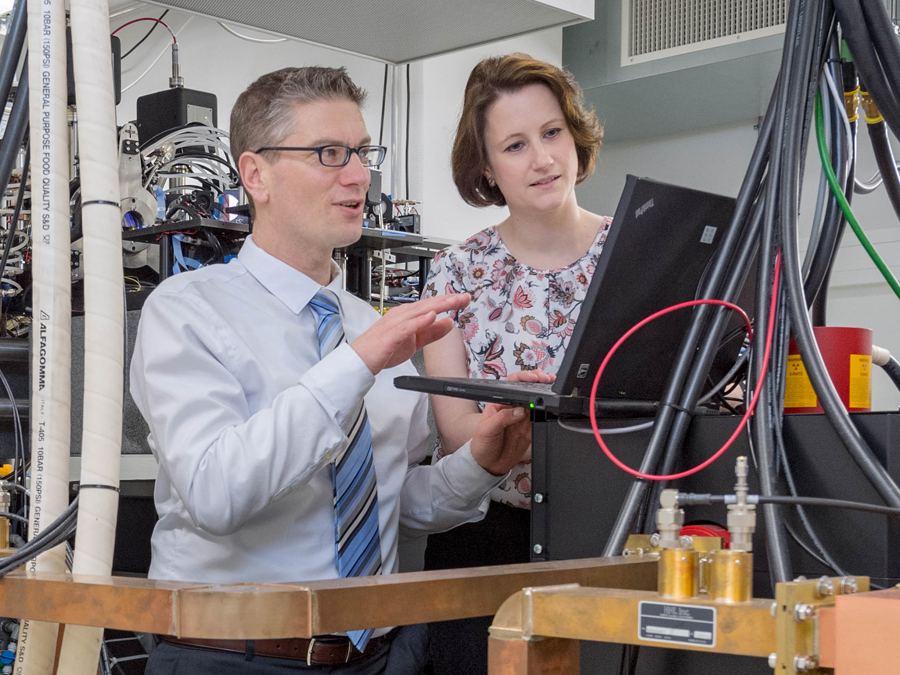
[15,0,72,671]
[57,0,124,671]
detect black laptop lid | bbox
[554,175,737,400]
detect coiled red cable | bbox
[589,252,782,481]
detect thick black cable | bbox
[857,0,900,109]
[832,0,900,137]
[121,9,169,59]
[878,356,900,394]
[0,60,28,203]
[754,0,822,587]
[805,57,851,319]
[0,143,29,281]
[602,75,779,556]
[641,190,766,533]
[0,499,79,576]
[0,0,27,116]
[780,10,900,511]
[866,119,900,221]
[810,110,856,327]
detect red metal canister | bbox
[784,327,872,414]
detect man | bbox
[131,66,546,674]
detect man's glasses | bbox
[255,144,387,168]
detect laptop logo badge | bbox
[700,225,717,244]
[576,363,590,378]
[635,198,654,218]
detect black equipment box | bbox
[531,411,900,674]
[136,87,217,145]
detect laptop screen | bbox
[554,175,742,401]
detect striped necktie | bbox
[308,289,382,651]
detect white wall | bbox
[112,6,562,245]
[419,29,563,242]
[576,116,900,411]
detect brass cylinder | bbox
[708,550,753,602]
[658,548,699,598]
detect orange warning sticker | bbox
[785,355,817,409]
[849,354,872,409]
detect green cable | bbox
[814,90,900,300]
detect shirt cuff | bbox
[300,342,376,428]
[439,441,507,501]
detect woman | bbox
[422,53,611,674]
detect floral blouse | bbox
[423,219,611,508]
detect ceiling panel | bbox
[138,0,593,63]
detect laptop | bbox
[394,175,740,417]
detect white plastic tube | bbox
[57,0,124,671]
[15,0,72,672]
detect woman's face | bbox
[482,83,579,216]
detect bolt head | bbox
[840,577,859,594]
[793,655,818,672]
[533,544,543,555]
[769,601,778,617]
[767,653,777,669]
[533,493,544,504]
[678,535,693,548]
[793,603,814,622]
[649,533,661,547]
[816,576,834,598]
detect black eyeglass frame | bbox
[254,144,387,168]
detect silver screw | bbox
[794,603,814,622]
[840,577,859,594]
[767,653,777,669]
[679,535,693,548]
[533,493,544,504]
[533,544,543,555]
[816,576,834,598]
[793,575,808,582]
[649,533,661,547]
[769,601,778,617]
[794,655,818,672]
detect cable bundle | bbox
[600,0,900,597]
[141,123,238,201]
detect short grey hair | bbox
[230,67,367,212]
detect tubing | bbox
[601,83,778,556]
[57,0,125,671]
[866,119,900,221]
[16,0,73,671]
[784,110,900,513]
[815,95,900,300]
[0,0,27,115]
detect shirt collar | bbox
[238,235,344,314]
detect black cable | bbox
[764,495,900,517]
[379,64,388,147]
[121,9,169,60]
[406,63,411,201]
[603,91,777,555]
[0,0,28,115]
[0,143,29,281]
[877,356,900,394]
[779,28,900,515]
[866,119,900,221]
[832,0,900,137]
[805,53,851,321]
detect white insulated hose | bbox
[15,0,72,672]
[57,0,124,671]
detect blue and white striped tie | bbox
[308,289,382,651]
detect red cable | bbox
[112,17,176,43]
[589,251,782,482]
